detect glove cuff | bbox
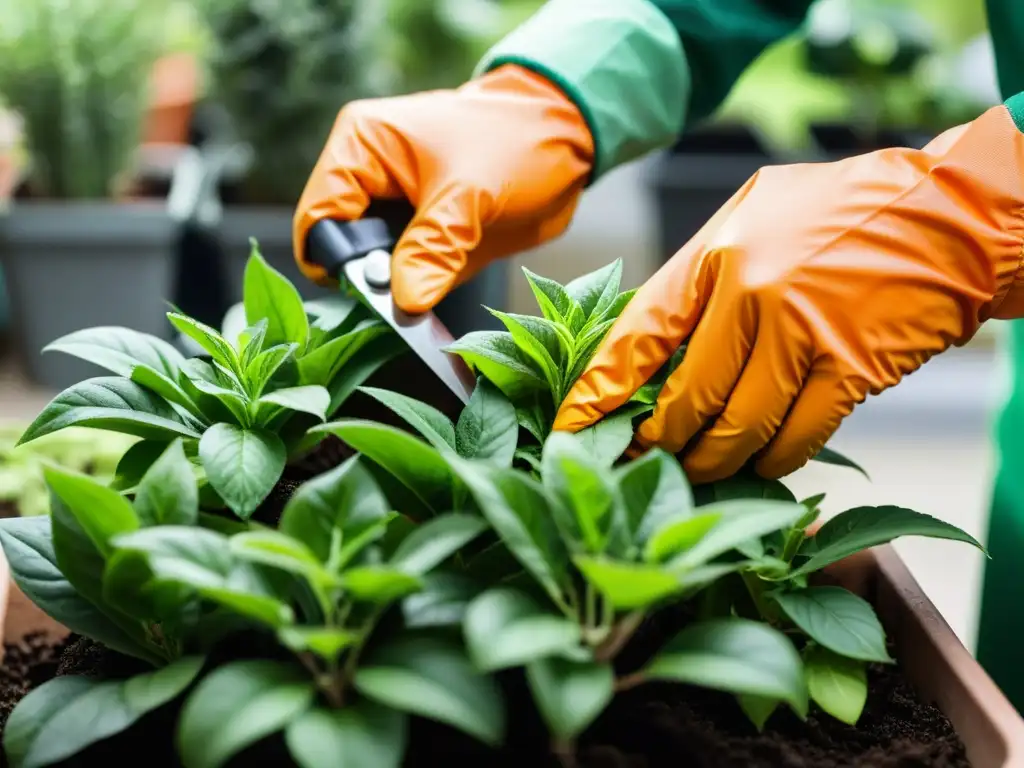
[474,0,689,180]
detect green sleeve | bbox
[987,0,1024,100]
[475,0,813,180]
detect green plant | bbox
[193,0,369,204]
[698,490,985,727]
[0,441,499,767]
[16,242,401,519]
[0,0,169,198]
[0,426,137,517]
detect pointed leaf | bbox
[738,694,781,731]
[644,512,722,563]
[339,566,423,603]
[134,439,199,527]
[358,386,456,451]
[669,500,807,570]
[130,365,200,415]
[389,513,487,575]
[355,635,504,746]
[403,572,481,629]
[286,702,407,768]
[542,432,618,553]
[298,321,387,386]
[313,420,453,513]
[18,377,200,445]
[247,343,298,396]
[279,455,391,563]
[616,448,694,543]
[168,313,238,369]
[178,659,315,768]
[565,260,622,319]
[805,645,867,725]
[464,588,580,671]
[199,425,286,519]
[526,656,613,740]
[259,385,331,421]
[812,445,869,478]
[792,505,986,577]
[574,556,685,609]
[455,379,518,465]
[522,267,576,322]
[43,326,186,379]
[569,408,637,466]
[645,619,807,715]
[243,243,310,349]
[43,465,139,557]
[445,331,546,399]
[773,586,892,663]
[277,627,358,663]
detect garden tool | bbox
[306,217,477,404]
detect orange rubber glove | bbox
[293,65,594,313]
[556,104,1024,483]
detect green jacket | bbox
[476,0,1024,178]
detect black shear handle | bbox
[304,200,415,279]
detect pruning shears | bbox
[306,216,477,404]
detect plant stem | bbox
[741,571,778,623]
[594,610,645,662]
[614,671,646,692]
[584,585,597,633]
[552,739,578,768]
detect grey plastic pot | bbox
[0,145,200,390]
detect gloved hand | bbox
[293,65,594,313]
[555,104,1024,483]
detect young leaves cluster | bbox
[17,241,402,519]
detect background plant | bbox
[0,0,169,198]
[0,425,137,517]
[192,0,370,205]
[16,242,401,519]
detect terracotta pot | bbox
[0,545,1020,765]
[143,52,199,146]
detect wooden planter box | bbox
[0,545,1021,765]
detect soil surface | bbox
[0,626,970,768]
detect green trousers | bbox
[977,320,1024,711]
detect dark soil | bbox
[0,622,970,768]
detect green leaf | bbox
[570,408,636,466]
[616,448,694,543]
[591,286,637,326]
[243,244,310,349]
[357,386,456,451]
[574,556,685,609]
[259,385,331,421]
[313,420,453,513]
[516,400,549,444]
[112,526,293,627]
[178,659,315,768]
[277,627,357,663]
[133,439,198,527]
[792,505,987,578]
[565,260,623,319]
[515,446,542,473]
[526,656,613,740]
[403,572,480,629]
[669,500,808,570]
[340,566,423,603]
[447,456,570,606]
[489,310,568,392]
[6,657,203,768]
[522,267,576,323]
[0,517,149,661]
[805,645,868,725]
[542,432,618,553]
[286,703,407,768]
[389,513,487,575]
[445,331,546,400]
[130,365,200,416]
[645,619,807,715]
[464,588,581,671]
[644,512,722,563]
[279,455,391,563]
[247,343,298,397]
[738,694,781,731]
[43,326,186,379]
[239,319,269,367]
[325,334,406,415]
[199,424,286,519]
[304,294,362,334]
[812,445,869,479]
[773,587,892,663]
[113,439,172,491]
[455,378,518,465]
[168,313,239,370]
[18,377,200,445]
[298,321,388,387]
[43,464,139,557]
[177,361,245,425]
[229,531,335,585]
[355,635,504,746]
